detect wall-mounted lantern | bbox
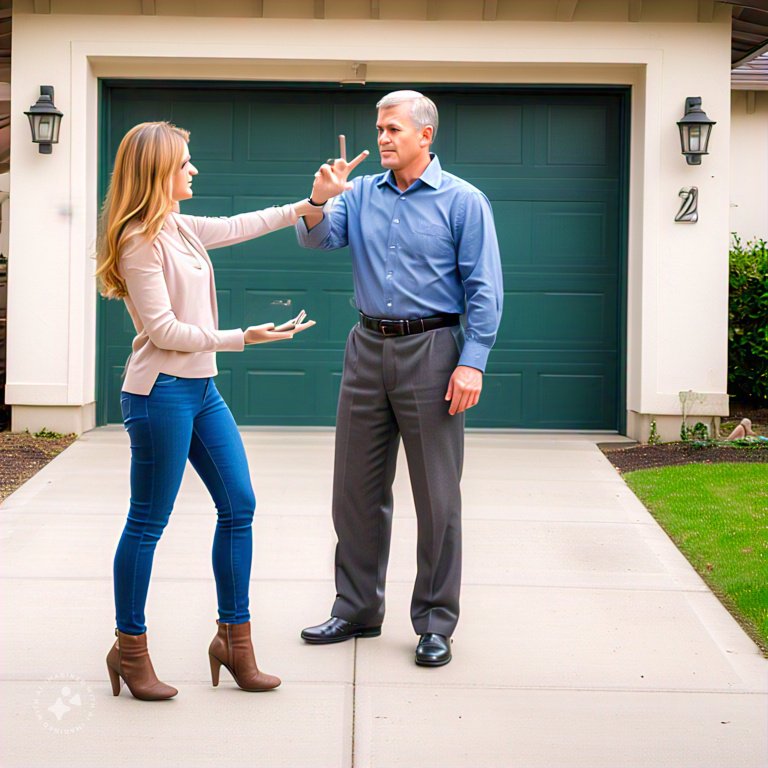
[24,86,63,154]
[677,97,715,165]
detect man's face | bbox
[376,103,432,171]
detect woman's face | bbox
[171,145,198,202]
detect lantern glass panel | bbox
[688,125,701,152]
[699,123,712,153]
[51,116,61,143]
[26,113,37,140]
[37,116,53,141]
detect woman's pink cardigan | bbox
[119,205,299,395]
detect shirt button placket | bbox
[385,205,402,313]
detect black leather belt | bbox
[358,312,460,337]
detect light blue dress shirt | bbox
[295,154,503,371]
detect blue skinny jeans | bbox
[114,375,255,635]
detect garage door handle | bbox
[271,299,292,307]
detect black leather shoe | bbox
[301,617,382,644]
[415,633,452,666]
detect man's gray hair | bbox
[376,90,439,140]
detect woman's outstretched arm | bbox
[177,202,305,251]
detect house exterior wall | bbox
[730,89,768,242]
[7,0,734,440]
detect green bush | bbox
[729,235,768,403]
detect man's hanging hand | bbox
[445,365,483,416]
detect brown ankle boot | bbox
[208,621,281,692]
[106,629,178,701]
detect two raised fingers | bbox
[323,154,368,175]
[328,134,369,174]
[345,149,369,173]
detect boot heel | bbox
[107,663,121,696]
[209,654,222,687]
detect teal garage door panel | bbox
[98,86,626,429]
[434,93,624,429]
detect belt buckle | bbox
[379,319,403,337]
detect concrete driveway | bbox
[1,428,766,767]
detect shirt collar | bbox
[420,154,442,189]
[376,153,442,190]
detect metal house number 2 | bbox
[675,187,698,223]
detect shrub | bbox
[729,235,768,403]
[33,427,66,439]
[680,420,709,443]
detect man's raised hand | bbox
[310,134,369,204]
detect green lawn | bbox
[624,463,768,653]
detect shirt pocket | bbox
[413,223,455,257]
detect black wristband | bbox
[307,196,327,207]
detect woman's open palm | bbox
[244,318,316,345]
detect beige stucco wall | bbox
[7,1,734,439]
[730,89,768,242]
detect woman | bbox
[96,121,365,700]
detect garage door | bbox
[98,84,627,429]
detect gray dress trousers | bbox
[330,322,465,637]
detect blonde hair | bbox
[95,121,190,298]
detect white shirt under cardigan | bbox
[119,205,300,396]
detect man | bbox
[297,90,503,666]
